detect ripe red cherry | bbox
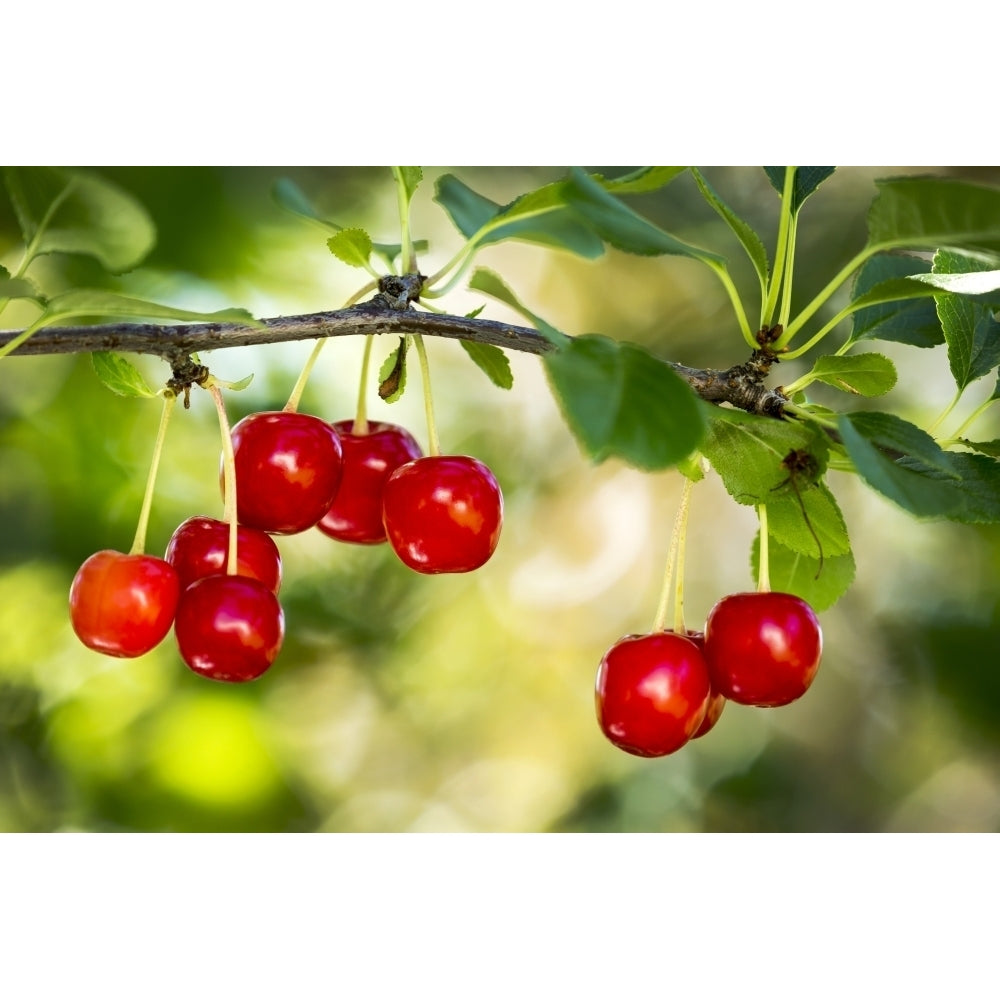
[69,550,180,658]
[317,420,423,544]
[680,630,726,739]
[228,411,343,534]
[174,575,284,682]
[165,516,282,594]
[704,591,822,707]
[381,455,503,573]
[595,631,712,757]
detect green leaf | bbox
[91,351,158,398]
[763,167,836,213]
[691,167,769,288]
[803,353,898,396]
[0,276,43,302]
[459,340,513,389]
[464,305,486,319]
[378,337,407,403]
[39,290,262,327]
[543,334,706,470]
[933,250,1000,390]
[467,268,568,347]
[3,166,155,273]
[600,167,688,194]
[908,268,1000,298]
[959,438,1000,458]
[700,408,829,505]
[766,482,852,559]
[327,228,374,269]
[562,167,726,263]
[751,532,855,612]
[849,253,944,348]
[395,167,423,204]
[867,176,1000,254]
[434,174,604,258]
[838,411,1000,522]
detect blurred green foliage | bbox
[1,166,999,832]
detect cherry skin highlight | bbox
[704,591,823,707]
[318,420,423,544]
[381,455,503,573]
[228,411,343,535]
[69,550,180,658]
[165,515,282,594]
[174,575,284,682]
[595,631,712,757]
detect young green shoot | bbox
[412,334,441,457]
[652,477,693,634]
[209,381,239,576]
[128,390,177,556]
[757,504,771,594]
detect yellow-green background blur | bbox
[2,166,999,832]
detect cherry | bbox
[595,631,712,757]
[69,550,180,658]
[174,574,284,682]
[165,515,282,594]
[703,591,822,707]
[228,411,343,535]
[317,420,423,544]
[381,455,503,573]
[679,630,727,739]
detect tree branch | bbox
[0,303,789,417]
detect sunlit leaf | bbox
[0,276,43,302]
[803,353,897,396]
[850,253,944,348]
[327,228,374,269]
[459,340,513,389]
[600,167,688,194]
[766,482,852,559]
[544,334,706,470]
[39,290,262,327]
[467,267,568,347]
[91,351,158,398]
[3,166,156,273]
[395,167,423,203]
[751,532,856,611]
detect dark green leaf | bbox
[751,532,855,611]
[838,411,1000,522]
[850,253,944,348]
[763,167,836,213]
[3,166,155,273]
[378,337,407,402]
[933,251,1000,390]
[803,353,897,396]
[867,176,1000,254]
[691,167,769,287]
[459,340,513,389]
[958,438,1000,458]
[700,408,829,505]
[562,167,726,263]
[434,174,604,258]
[467,268,568,347]
[543,334,706,470]
[327,228,374,269]
[600,167,688,194]
[766,482,852,559]
[91,351,158,398]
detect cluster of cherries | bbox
[69,409,503,682]
[595,591,823,756]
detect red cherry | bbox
[381,455,503,573]
[704,591,823,707]
[595,631,712,757]
[174,575,284,682]
[69,550,180,658]
[165,516,282,594]
[228,411,343,534]
[317,420,423,544]
[679,630,727,739]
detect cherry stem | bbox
[129,392,177,556]
[757,504,771,593]
[352,335,375,436]
[652,478,692,633]
[210,383,240,576]
[412,333,441,457]
[672,477,694,635]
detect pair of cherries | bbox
[595,592,823,757]
[69,409,504,682]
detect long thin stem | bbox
[945,395,998,443]
[412,334,440,456]
[706,261,756,348]
[353,335,375,435]
[210,383,239,576]
[392,167,415,275]
[652,480,691,633]
[129,392,177,555]
[757,504,771,594]
[926,387,964,437]
[762,168,797,327]
[672,477,694,635]
[778,222,799,330]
